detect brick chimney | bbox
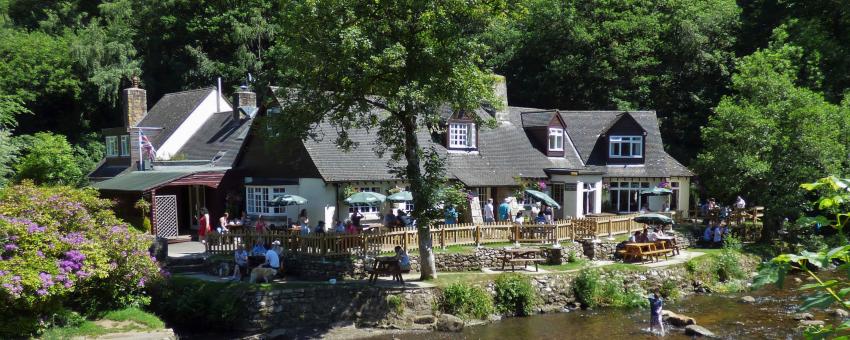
[493,75,510,122]
[233,85,256,120]
[122,76,147,129]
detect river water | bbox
[373,276,838,340]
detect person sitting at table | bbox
[345,220,358,234]
[648,227,662,242]
[513,211,524,224]
[394,246,411,271]
[535,211,546,224]
[218,212,230,233]
[628,231,640,243]
[231,244,249,280]
[637,227,649,243]
[383,208,397,227]
[251,241,266,256]
[334,220,346,233]
[255,215,268,233]
[300,221,311,236]
[314,221,326,234]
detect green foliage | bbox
[722,234,742,251]
[686,250,750,293]
[659,280,680,302]
[13,132,84,186]
[493,273,539,316]
[439,283,495,320]
[386,295,404,314]
[573,268,600,308]
[574,268,648,309]
[40,307,164,340]
[150,276,250,331]
[0,182,163,337]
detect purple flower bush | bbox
[0,182,162,336]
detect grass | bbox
[602,263,648,272]
[41,308,164,340]
[540,259,589,271]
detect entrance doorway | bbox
[188,185,206,234]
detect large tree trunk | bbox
[400,113,437,280]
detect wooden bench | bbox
[501,257,546,272]
[367,257,408,284]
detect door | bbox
[188,185,206,232]
[154,195,179,238]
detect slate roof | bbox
[136,87,214,148]
[520,110,557,128]
[89,163,131,179]
[173,111,252,167]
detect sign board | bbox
[564,183,577,191]
[469,197,483,224]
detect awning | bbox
[92,167,229,192]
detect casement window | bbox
[448,123,476,149]
[670,182,680,210]
[348,187,381,214]
[609,136,643,158]
[246,186,287,216]
[582,182,596,215]
[119,135,130,156]
[105,136,118,157]
[608,182,650,212]
[548,128,564,151]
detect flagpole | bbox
[138,129,144,171]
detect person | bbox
[300,221,311,236]
[637,227,649,243]
[703,223,713,243]
[444,205,458,225]
[298,209,309,228]
[543,204,553,224]
[232,244,249,280]
[640,202,650,213]
[351,207,364,228]
[255,215,268,233]
[661,201,670,212]
[383,209,397,227]
[735,195,746,210]
[513,211,524,224]
[394,246,410,271]
[314,221,326,234]
[238,211,248,226]
[647,227,659,242]
[334,220,346,233]
[535,211,546,224]
[345,220,358,234]
[251,241,266,256]
[483,198,495,223]
[498,198,512,222]
[708,198,717,211]
[713,223,723,247]
[197,208,211,243]
[218,212,230,233]
[531,202,541,218]
[648,290,665,336]
[628,231,640,243]
[261,241,281,273]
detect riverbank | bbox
[40,308,175,340]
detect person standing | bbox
[498,198,511,222]
[648,290,665,336]
[351,207,364,228]
[444,205,458,225]
[255,215,268,233]
[298,209,309,228]
[543,204,553,224]
[735,195,746,210]
[218,212,230,233]
[198,208,210,243]
[483,198,495,223]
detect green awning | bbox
[91,171,193,192]
[524,189,561,209]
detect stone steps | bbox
[166,263,207,274]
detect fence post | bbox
[606,220,612,238]
[403,230,408,251]
[440,225,446,249]
[475,224,480,247]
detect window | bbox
[349,186,381,214]
[670,182,680,211]
[246,186,287,216]
[608,181,650,213]
[548,128,564,151]
[609,136,643,158]
[583,183,596,215]
[448,123,476,149]
[120,135,130,156]
[105,136,118,157]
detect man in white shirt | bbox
[735,196,746,210]
[483,198,495,223]
[264,241,281,271]
[647,228,659,242]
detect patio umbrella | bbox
[269,194,308,206]
[387,191,413,202]
[344,191,386,205]
[634,213,673,225]
[524,189,561,209]
[640,187,673,196]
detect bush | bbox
[715,249,746,282]
[149,276,248,330]
[722,234,742,251]
[440,283,495,320]
[387,295,404,314]
[0,182,163,337]
[574,268,600,308]
[574,268,648,309]
[493,273,538,316]
[659,280,680,302]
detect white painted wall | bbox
[156,90,233,159]
[548,174,603,218]
[297,178,337,225]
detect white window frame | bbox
[449,123,476,149]
[245,186,287,216]
[119,135,130,156]
[608,181,650,213]
[105,136,118,157]
[609,136,643,158]
[548,128,564,151]
[349,186,381,214]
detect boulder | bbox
[413,315,436,325]
[684,325,717,338]
[793,312,814,321]
[661,310,696,327]
[799,320,825,327]
[436,314,464,332]
[833,309,849,319]
[740,296,756,304]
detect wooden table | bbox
[500,248,545,272]
[655,236,679,255]
[367,256,405,284]
[622,242,667,263]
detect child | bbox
[648,290,665,336]
[394,245,410,271]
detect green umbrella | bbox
[524,189,561,209]
[640,187,673,196]
[269,194,308,206]
[634,213,673,225]
[387,191,413,202]
[344,191,386,205]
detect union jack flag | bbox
[139,131,157,161]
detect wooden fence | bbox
[206,215,645,255]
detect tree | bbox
[0,95,29,186]
[696,41,850,236]
[267,0,514,279]
[13,132,84,186]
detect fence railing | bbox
[206,215,644,255]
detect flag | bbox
[139,131,157,161]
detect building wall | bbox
[549,174,603,218]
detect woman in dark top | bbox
[351,207,364,227]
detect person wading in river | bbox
[648,290,665,336]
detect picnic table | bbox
[621,242,673,263]
[655,235,680,255]
[367,256,407,284]
[500,248,545,272]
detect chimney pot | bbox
[493,75,509,122]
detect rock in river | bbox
[833,309,849,319]
[436,314,464,332]
[684,325,717,338]
[793,312,814,321]
[661,310,696,327]
[740,296,755,304]
[799,320,825,327]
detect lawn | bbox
[41,308,165,340]
[539,259,589,272]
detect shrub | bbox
[659,280,680,302]
[440,283,494,320]
[493,273,538,316]
[566,250,578,263]
[149,276,248,330]
[715,249,746,282]
[387,295,404,314]
[574,268,648,309]
[0,182,163,337]
[722,234,742,251]
[574,268,600,308]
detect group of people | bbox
[702,220,731,247]
[384,208,415,228]
[231,240,281,282]
[482,198,554,224]
[626,226,668,243]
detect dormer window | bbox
[448,122,476,149]
[609,136,642,158]
[548,128,564,151]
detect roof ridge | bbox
[160,86,216,97]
